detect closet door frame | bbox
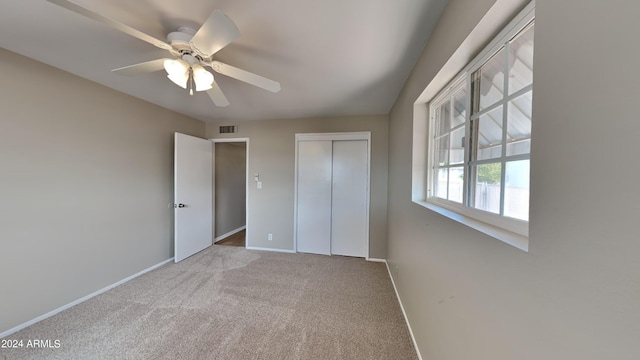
[293,132,371,258]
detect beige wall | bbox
[387,0,640,359]
[207,115,389,258]
[0,49,205,333]
[214,142,246,237]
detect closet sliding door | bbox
[296,140,332,255]
[295,133,370,258]
[331,140,368,257]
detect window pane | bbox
[450,128,465,164]
[436,168,448,199]
[448,167,464,203]
[472,163,501,214]
[506,91,532,156]
[472,48,506,112]
[504,160,530,220]
[452,89,467,127]
[474,106,503,161]
[436,135,449,165]
[437,101,450,134]
[509,24,534,95]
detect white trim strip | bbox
[246,246,296,254]
[214,225,246,242]
[210,137,249,143]
[366,258,386,263]
[295,131,371,142]
[384,260,423,360]
[0,258,174,339]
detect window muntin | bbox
[431,80,467,204]
[427,17,534,234]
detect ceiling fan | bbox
[46,0,281,107]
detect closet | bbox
[295,132,370,258]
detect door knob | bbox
[178,203,186,208]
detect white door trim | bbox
[294,132,371,258]
[211,138,250,248]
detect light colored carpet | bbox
[1,246,417,360]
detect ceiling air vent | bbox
[219,125,237,134]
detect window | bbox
[431,79,467,204]
[425,4,534,247]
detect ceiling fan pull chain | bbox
[189,69,194,96]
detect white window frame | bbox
[428,77,468,206]
[422,2,535,251]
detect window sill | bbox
[414,200,529,252]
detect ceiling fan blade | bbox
[112,58,170,76]
[208,61,281,93]
[206,82,230,107]
[190,10,240,58]
[46,0,176,54]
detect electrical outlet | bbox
[268,233,273,241]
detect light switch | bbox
[257,181,262,189]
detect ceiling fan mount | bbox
[46,0,281,107]
[167,27,197,53]
[166,28,212,67]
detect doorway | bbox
[212,139,248,248]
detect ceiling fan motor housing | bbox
[168,27,206,64]
[167,27,197,52]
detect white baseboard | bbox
[366,257,386,262]
[0,258,174,339]
[246,246,296,254]
[214,226,246,242]
[384,260,423,360]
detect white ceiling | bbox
[0,0,448,123]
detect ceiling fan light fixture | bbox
[167,72,189,89]
[192,65,214,92]
[164,59,189,89]
[47,1,282,108]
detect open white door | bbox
[174,133,213,263]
